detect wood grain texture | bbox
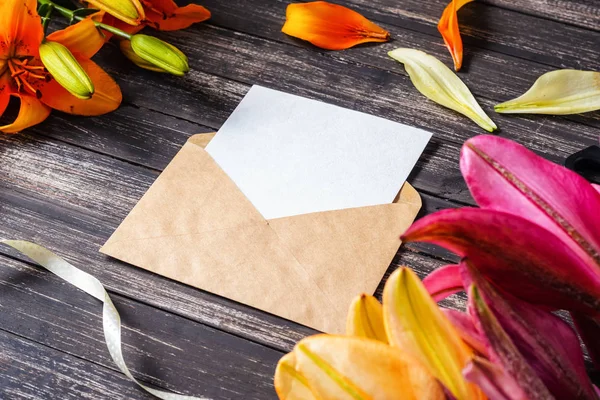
[481,0,600,31]
[1,0,599,397]
[0,254,281,399]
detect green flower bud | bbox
[86,0,145,26]
[130,34,190,77]
[120,40,168,74]
[39,41,94,100]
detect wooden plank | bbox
[0,254,281,399]
[480,0,600,32]
[0,330,154,399]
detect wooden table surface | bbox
[1,0,599,398]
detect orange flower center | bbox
[4,56,50,98]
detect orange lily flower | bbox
[0,0,121,134]
[282,1,390,50]
[102,0,211,36]
[438,0,474,71]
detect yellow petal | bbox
[275,352,318,400]
[494,69,600,115]
[346,294,388,343]
[294,334,445,400]
[382,267,485,400]
[388,48,497,132]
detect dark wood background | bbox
[1,0,599,398]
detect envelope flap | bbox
[267,199,421,311]
[103,136,264,246]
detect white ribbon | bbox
[2,240,209,400]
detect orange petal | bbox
[145,4,211,31]
[0,0,44,58]
[46,19,105,59]
[38,58,121,116]
[437,0,474,71]
[0,73,13,116]
[0,93,51,134]
[282,1,390,50]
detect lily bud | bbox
[86,0,145,26]
[130,34,190,77]
[119,40,168,74]
[39,41,95,100]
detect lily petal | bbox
[0,94,50,134]
[0,74,12,116]
[144,1,211,31]
[495,70,600,114]
[0,0,44,58]
[572,313,600,370]
[293,334,445,400]
[403,208,600,314]
[438,0,475,71]
[443,309,488,356]
[37,58,122,116]
[460,135,600,270]
[282,1,390,50]
[383,267,483,400]
[463,356,529,400]
[346,294,388,342]
[469,285,555,400]
[46,19,105,59]
[274,352,318,400]
[388,48,497,132]
[423,264,463,301]
[463,262,598,400]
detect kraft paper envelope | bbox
[101,133,422,333]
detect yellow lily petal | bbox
[293,334,445,400]
[382,267,485,400]
[495,69,600,115]
[275,352,318,400]
[389,48,497,132]
[346,294,388,343]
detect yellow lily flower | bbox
[346,294,388,343]
[275,334,444,400]
[383,268,485,400]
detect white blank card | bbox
[205,86,431,219]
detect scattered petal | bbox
[438,0,474,71]
[346,294,388,342]
[282,1,390,50]
[495,70,600,115]
[389,48,497,132]
[383,267,483,400]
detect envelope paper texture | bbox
[101,134,422,333]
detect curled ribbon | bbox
[2,240,209,400]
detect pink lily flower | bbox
[403,135,600,369]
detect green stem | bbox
[38,0,133,40]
